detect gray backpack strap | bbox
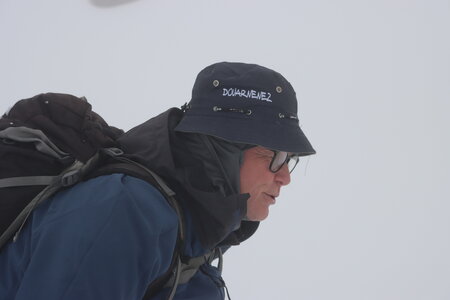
[102,149,176,195]
[163,248,229,300]
[0,154,101,250]
[166,257,182,300]
[164,247,223,287]
[100,152,187,300]
[0,176,57,188]
[0,126,73,191]
[103,152,186,242]
[0,126,70,160]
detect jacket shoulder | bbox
[38,173,178,235]
[0,174,179,300]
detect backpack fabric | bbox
[0,93,227,300]
[0,93,123,242]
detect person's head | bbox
[240,146,296,220]
[176,62,315,221]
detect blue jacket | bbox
[0,174,226,300]
[1,108,259,300]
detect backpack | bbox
[0,93,123,242]
[0,93,207,300]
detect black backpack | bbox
[0,93,191,300]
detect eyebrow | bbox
[254,148,274,156]
[256,148,296,157]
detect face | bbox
[240,146,292,221]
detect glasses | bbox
[269,151,299,173]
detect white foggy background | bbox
[1,0,449,299]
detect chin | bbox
[248,210,269,221]
[259,213,269,221]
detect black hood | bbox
[117,108,259,250]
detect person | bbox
[0,62,315,300]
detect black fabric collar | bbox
[118,108,259,250]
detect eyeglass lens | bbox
[270,151,300,173]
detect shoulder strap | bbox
[0,154,100,250]
[167,247,223,286]
[0,147,187,299]
[101,157,227,300]
[89,154,186,300]
[0,176,56,188]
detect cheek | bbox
[245,187,272,221]
[239,159,261,194]
[240,149,276,194]
[240,163,272,194]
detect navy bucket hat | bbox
[175,62,316,155]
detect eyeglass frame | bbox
[269,150,300,173]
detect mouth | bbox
[264,193,277,204]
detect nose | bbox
[275,164,291,186]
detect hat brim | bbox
[175,113,316,155]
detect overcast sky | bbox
[1,0,449,299]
